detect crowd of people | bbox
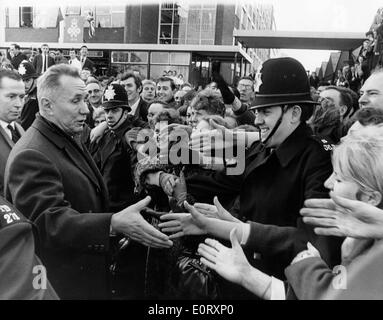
[308,7,383,95]
[1,37,383,301]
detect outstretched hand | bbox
[158,201,209,239]
[189,120,236,155]
[198,228,251,286]
[301,192,383,239]
[194,197,240,223]
[111,196,173,248]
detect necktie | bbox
[7,124,20,143]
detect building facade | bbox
[1,1,276,86]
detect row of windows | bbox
[5,6,125,28]
[111,51,190,65]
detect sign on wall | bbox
[64,16,85,43]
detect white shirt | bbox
[69,58,82,72]
[129,97,140,116]
[0,119,15,141]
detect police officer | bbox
[18,61,39,130]
[185,57,342,298]
[89,83,148,299]
[0,195,58,299]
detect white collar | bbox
[129,97,141,115]
[0,119,14,130]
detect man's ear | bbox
[40,97,54,115]
[339,105,348,117]
[290,105,302,124]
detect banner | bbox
[64,16,85,43]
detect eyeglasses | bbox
[88,89,101,94]
[237,84,253,91]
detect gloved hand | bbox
[159,171,177,196]
[172,168,188,207]
[212,71,235,105]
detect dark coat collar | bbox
[32,115,105,192]
[274,122,313,168]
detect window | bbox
[92,6,125,28]
[159,1,215,45]
[151,52,169,64]
[170,52,189,65]
[111,51,148,64]
[20,7,33,27]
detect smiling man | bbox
[185,57,340,298]
[359,69,383,109]
[4,64,172,299]
[156,76,176,105]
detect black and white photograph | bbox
[1,0,383,307]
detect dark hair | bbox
[41,43,49,48]
[158,76,176,91]
[324,86,354,118]
[80,45,88,50]
[11,44,20,50]
[153,109,181,126]
[0,69,22,87]
[120,72,142,91]
[190,89,225,117]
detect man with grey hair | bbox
[4,64,172,299]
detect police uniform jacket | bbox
[90,115,147,212]
[89,116,148,299]
[0,196,58,300]
[4,115,113,299]
[187,122,342,280]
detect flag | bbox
[56,7,64,27]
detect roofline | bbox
[234,30,366,51]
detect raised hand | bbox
[111,196,173,248]
[159,172,178,196]
[90,121,108,143]
[194,197,240,223]
[189,119,237,155]
[198,228,251,286]
[301,192,383,238]
[172,168,187,206]
[158,201,209,239]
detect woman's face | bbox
[324,168,360,200]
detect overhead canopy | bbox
[233,30,366,51]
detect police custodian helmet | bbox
[250,57,318,110]
[102,83,132,112]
